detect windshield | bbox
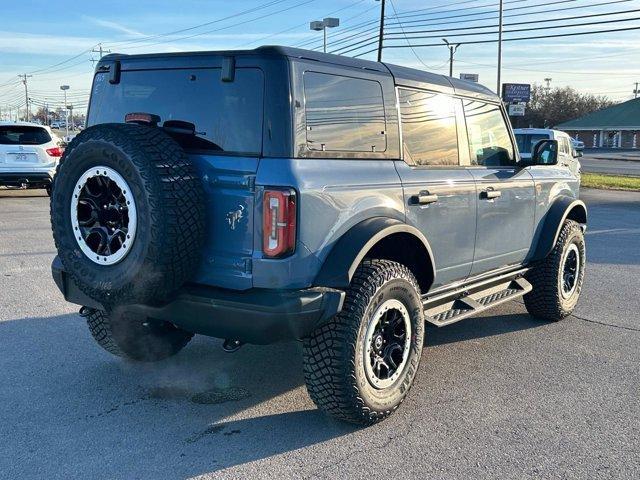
[515,133,549,154]
[0,126,52,145]
[88,68,264,154]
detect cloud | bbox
[82,16,145,37]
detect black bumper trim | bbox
[52,257,345,345]
[0,172,53,187]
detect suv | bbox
[0,121,64,195]
[50,47,587,425]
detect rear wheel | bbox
[303,259,424,425]
[524,220,586,321]
[86,308,193,362]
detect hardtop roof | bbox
[98,45,498,102]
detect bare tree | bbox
[518,85,615,128]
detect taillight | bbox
[46,147,64,157]
[263,188,296,258]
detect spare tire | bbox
[51,123,204,306]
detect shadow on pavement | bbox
[426,312,544,346]
[0,306,545,478]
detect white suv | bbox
[514,128,582,176]
[0,122,63,195]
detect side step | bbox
[424,276,532,327]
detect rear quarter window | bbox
[0,126,52,145]
[303,72,386,153]
[88,68,264,155]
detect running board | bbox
[424,276,532,327]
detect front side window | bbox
[399,89,459,166]
[89,68,264,154]
[464,100,514,166]
[304,72,386,152]
[0,126,52,145]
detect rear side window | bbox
[88,68,264,154]
[0,126,51,145]
[464,100,514,166]
[303,72,386,152]
[399,89,459,166]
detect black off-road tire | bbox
[524,220,586,321]
[303,259,424,425]
[86,308,193,362]
[50,123,204,306]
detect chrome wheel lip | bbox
[364,299,412,390]
[70,166,137,266]
[561,243,581,299]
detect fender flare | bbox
[531,197,587,261]
[314,217,436,288]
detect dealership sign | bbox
[502,83,531,103]
[508,104,526,117]
[459,73,479,83]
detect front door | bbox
[396,89,477,288]
[462,99,536,275]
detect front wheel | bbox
[303,259,424,425]
[524,220,586,321]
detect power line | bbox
[113,0,317,51]
[382,23,640,49]
[383,9,640,41]
[234,0,370,48]
[106,0,292,48]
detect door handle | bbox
[481,188,502,200]
[413,191,439,205]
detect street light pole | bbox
[310,18,340,53]
[442,39,460,78]
[60,85,70,137]
[497,0,504,94]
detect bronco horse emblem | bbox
[226,205,245,230]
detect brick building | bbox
[556,97,640,149]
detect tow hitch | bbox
[222,339,244,353]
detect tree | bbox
[32,107,48,125]
[516,84,616,128]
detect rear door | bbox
[395,88,477,288]
[463,100,536,275]
[88,65,265,290]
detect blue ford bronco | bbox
[50,46,587,425]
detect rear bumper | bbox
[52,257,345,345]
[0,171,53,188]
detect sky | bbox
[1,0,640,117]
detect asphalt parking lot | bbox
[0,188,638,479]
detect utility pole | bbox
[377,0,386,62]
[18,74,32,122]
[544,77,553,93]
[634,82,639,99]
[91,43,111,59]
[442,39,460,77]
[60,85,70,137]
[497,0,503,94]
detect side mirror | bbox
[532,139,559,166]
[574,150,584,158]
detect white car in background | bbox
[514,128,582,177]
[0,122,64,196]
[571,138,585,151]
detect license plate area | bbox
[7,152,38,163]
